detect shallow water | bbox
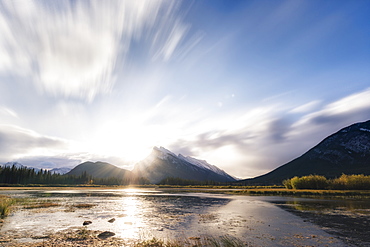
[0,188,369,246]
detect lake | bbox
[0,188,369,246]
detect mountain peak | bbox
[50,167,71,175]
[2,162,26,169]
[134,146,236,183]
[153,146,177,159]
[67,161,131,179]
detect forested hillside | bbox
[0,165,148,185]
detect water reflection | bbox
[270,197,370,246]
[0,190,366,246]
[274,197,370,216]
[0,189,232,241]
[108,196,145,239]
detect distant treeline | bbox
[283,174,370,190]
[158,177,226,186]
[0,165,149,186]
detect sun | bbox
[85,120,156,163]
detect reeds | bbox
[0,196,15,218]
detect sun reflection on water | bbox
[111,190,146,239]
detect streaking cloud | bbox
[0,124,67,161]
[0,0,199,101]
[0,1,368,178]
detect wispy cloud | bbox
[294,88,370,128]
[0,106,18,118]
[13,152,131,170]
[0,1,368,179]
[0,124,68,161]
[289,100,321,114]
[0,0,200,101]
[167,88,370,178]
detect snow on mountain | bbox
[153,146,237,180]
[178,154,230,178]
[133,146,237,183]
[360,128,370,133]
[50,167,72,175]
[1,162,26,169]
[242,120,370,185]
[1,162,42,172]
[0,162,70,174]
[153,146,177,160]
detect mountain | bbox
[0,162,69,174]
[1,162,26,169]
[133,146,237,183]
[1,162,41,172]
[50,167,71,175]
[242,120,370,185]
[178,154,237,180]
[67,161,132,179]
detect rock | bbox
[97,231,115,239]
[83,220,92,226]
[108,218,115,223]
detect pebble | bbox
[83,220,92,226]
[97,231,115,239]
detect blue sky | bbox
[0,0,369,178]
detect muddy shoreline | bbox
[0,227,129,247]
[277,204,370,247]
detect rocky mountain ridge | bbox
[132,146,237,183]
[241,120,370,185]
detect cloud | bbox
[0,124,133,169]
[14,156,79,169]
[153,19,189,61]
[289,100,321,113]
[0,0,200,101]
[0,106,18,118]
[166,88,370,178]
[0,125,67,162]
[294,88,370,129]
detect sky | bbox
[0,0,369,178]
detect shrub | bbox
[282,178,293,189]
[289,175,328,190]
[330,174,370,190]
[283,174,370,190]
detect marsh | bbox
[0,188,369,246]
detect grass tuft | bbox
[0,196,15,218]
